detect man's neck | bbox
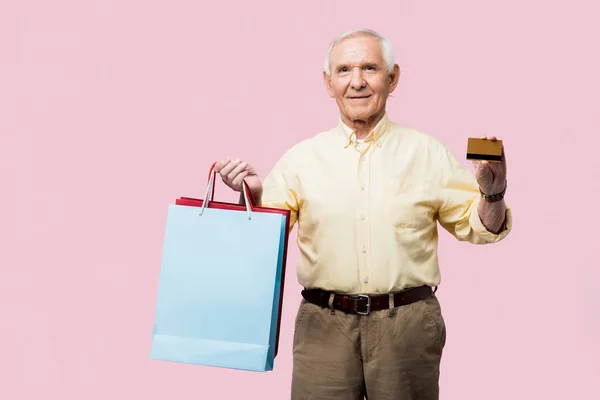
[341,110,386,139]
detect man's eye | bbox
[364,66,376,71]
[338,67,349,73]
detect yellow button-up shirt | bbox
[261,114,512,294]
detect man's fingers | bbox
[227,161,248,182]
[213,158,256,191]
[219,158,240,179]
[479,135,498,141]
[213,157,230,173]
[231,170,249,188]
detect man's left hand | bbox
[472,136,507,194]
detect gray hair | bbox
[323,28,395,77]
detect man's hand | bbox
[472,136,508,234]
[214,157,263,201]
[472,136,507,194]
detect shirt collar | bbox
[340,113,390,149]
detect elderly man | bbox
[214,28,511,400]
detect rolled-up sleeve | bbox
[468,196,512,242]
[261,152,300,230]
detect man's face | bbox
[324,35,399,123]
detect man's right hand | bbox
[214,158,263,202]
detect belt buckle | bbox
[355,294,371,315]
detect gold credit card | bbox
[466,138,503,162]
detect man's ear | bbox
[388,64,401,93]
[323,71,335,98]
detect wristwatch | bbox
[480,181,507,203]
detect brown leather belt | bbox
[301,285,434,315]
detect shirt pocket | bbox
[386,177,437,230]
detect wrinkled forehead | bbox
[329,35,385,67]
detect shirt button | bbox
[360,215,365,220]
[361,246,367,253]
[363,277,369,283]
[360,184,366,190]
[361,156,366,161]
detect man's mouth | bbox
[347,95,371,99]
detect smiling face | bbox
[324,34,400,131]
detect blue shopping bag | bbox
[150,163,291,372]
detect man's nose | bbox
[350,68,365,89]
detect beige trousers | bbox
[291,294,446,400]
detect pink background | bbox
[1,0,598,399]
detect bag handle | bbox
[205,161,258,207]
[199,161,256,220]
